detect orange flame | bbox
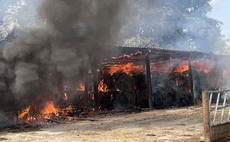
[98,79,109,92]
[18,106,30,119]
[18,100,73,122]
[151,60,189,73]
[40,101,58,116]
[192,60,215,73]
[18,106,38,123]
[59,105,73,116]
[104,63,143,75]
[151,59,215,74]
[174,65,189,73]
[111,51,142,60]
[63,88,68,101]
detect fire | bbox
[18,85,76,123]
[77,81,85,91]
[18,100,73,123]
[174,65,189,73]
[192,60,215,73]
[151,59,216,74]
[18,106,30,119]
[111,51,142,60]
[63,88,68,101]
[172,60,189,73]
[104,63,143,75]
[112,54,131,59]
[40,101,58,116]
[151,60,189,73]
[59,105,73,116]
[17,106,34,123]
[98,79,109,92]
[18,101,58,122]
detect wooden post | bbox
[84,74,89,110]
[146,54,153,109]
[202,90,211,142]
[188,58,195,104]
[92,66,99,108]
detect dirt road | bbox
[0,107,204,142]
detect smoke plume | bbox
[120,0,227,53]
[2,0,125,110]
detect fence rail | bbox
[202,90,230,142]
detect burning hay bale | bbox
[152,71,193,109]
[132,74,148,108]
[112,72,136,103]
[113,92,133,111]
[153,87,177,109]
[153,87,193,109]
[93,60,227,110]
[99,72,137,111]
[176,88,193,107]
[99,64,202,109]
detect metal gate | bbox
[202,90,230,142]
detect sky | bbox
[0,0,39,40]
[208,0,230,39]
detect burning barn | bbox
[0,0,229,131]
[96,46,229,110]
[0,45,229,126]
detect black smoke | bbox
[2,0,125,111]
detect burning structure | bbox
[0,45,229,125]
[0,0,229,128]
[97,46,229,110]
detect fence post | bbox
[202,90,211,142]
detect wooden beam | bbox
[146,54,153,109]
[92,66,99,109]
[84,74,89,110]
[188,58,195,104]
[202,90,211,142]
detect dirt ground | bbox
[0,106,204,142]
